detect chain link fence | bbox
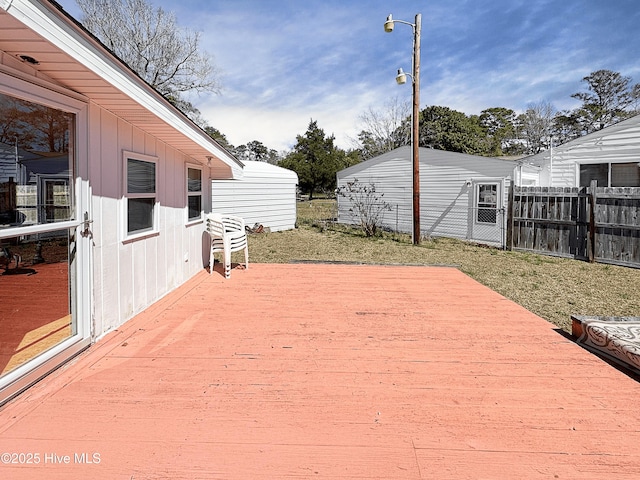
[337,201,507,248]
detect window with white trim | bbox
[186,165,203,222]
[124,153,157,236]
[580,162,640,187]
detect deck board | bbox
[1,264,639,479]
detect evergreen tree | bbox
[280,120,346,199]
[419,106,487,155]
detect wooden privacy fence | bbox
[507,182,640,268]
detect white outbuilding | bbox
[211,161,298,232]
[337,146,535,246]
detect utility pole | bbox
[412,13,421,245]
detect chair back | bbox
[206,213,225,239]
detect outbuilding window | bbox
[186,165,203,222]
[124,153,157,236]
[580,162,640,187]
[476,183,498,224]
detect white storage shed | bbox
[212,161,298,232]
[337,146,533,246]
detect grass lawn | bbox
[245,199,640,333]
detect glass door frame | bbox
[0,71,92,406]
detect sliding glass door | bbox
[0,85,90,405]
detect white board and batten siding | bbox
[211,161,298,232]
[89,104,215,337]
[337,146,517,245]
[0,0,243,345]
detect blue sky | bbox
[56,0,640,152]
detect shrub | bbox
[336,179,392,237]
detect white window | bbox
[124,152,157,237]
[476,183,498,224]
[580,162,640,187]
[186,165,203,222]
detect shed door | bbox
[470,181,504,246]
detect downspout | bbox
[549,137,553,186]
[518,163,523,186]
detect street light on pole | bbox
[384,13,421,245]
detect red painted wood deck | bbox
[1,263,639,479]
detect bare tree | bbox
[76,0,221,100]
[351,96,410,160]
[518,101,556,154]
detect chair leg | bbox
[224,247,231,279]
[244,246,249,270]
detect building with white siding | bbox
[0,0,244,404]
[211,161,298,232]
[337,146,532,246]
[523,114,640,187]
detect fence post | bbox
[506,183,514,251]
[588,179,597,263]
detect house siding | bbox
[0,0,250,404]
[527,115,640,187]
[89,103,210,337]
[338,152,412,232]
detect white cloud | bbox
[201,80,395,152]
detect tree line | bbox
[281,69,640,198]
[357,69,640,159]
